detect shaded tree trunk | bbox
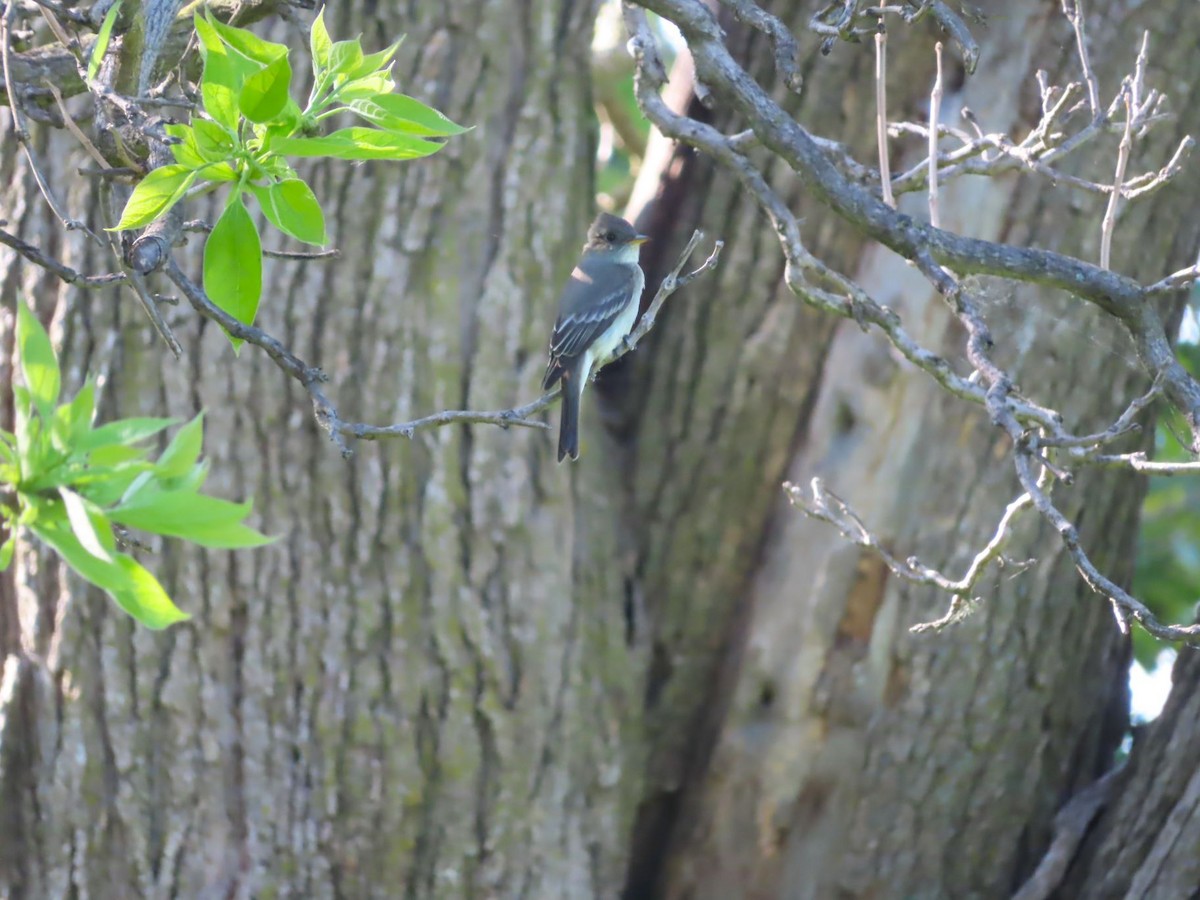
[618,1,1199,897]
[2,1,630,896]
[1,1,1198,898]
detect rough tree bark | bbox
[617,1,1199,898]
[1,1,634,896]
[1,0,1198,898]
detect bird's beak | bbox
[631,235,650,245]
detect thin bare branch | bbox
[874,23,894,207]
[785,477,1035,607]
[163,231,719,454]
[1,3,97,238]
[928,41,943,227]
[1100,92,1134,269]
[0,225,126,287]
[1062,0,1101,117]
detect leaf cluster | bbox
[0,304,272,628]
[112,7,466,348]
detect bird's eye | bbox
[605,231,616,241]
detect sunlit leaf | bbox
[155,414,204,479]
[58,487,113,562]
[87,0,122,81]
[30,514,189,629]
[203,193,263,347]
[112,164,199,231]
[271,127,442,161]
[248,179,326,245]
[310,7,332,74]
[16,301,60,419]
[112,491,274,549]
[239,55,293,123]
[348,94,467,137]
[208,15,288,64]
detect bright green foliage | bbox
[203,195,263,353]
[0,302,273,629]
[87,0,122,82]
[1133,340,1200,667]
[110,6,465,346]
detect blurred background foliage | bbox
[1132,324,1200,678]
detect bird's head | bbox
[584,212,649,260]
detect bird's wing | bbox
[547,260,640,361]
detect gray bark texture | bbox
[0,0,1198,898]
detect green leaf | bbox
[12,385,41,476]
[165,123,206,168]
[328,39,364,78]
[239,55,293,123]
[0,535,12,572]
[88,0,123,81]
[272,127,442,161]
[208,15,288,64]
[337,71,396,102]
[30,514,189,629]
[112,556,190,628]
[196,14,262,132]
[156,414,204,478]
[69,379,96,439]
[112,164,199,231]
[348,94,467,137]
[79,417,176,452]
[51,378,96,451]
[351,37,404,80]
[203,194,263,346]
[112,491,274,549]
[193,118,236,158]
[58,487,113,562]
[249,179,326,245]
[87,444,150,466]
[165,460,210,494]
[310,7,332,73]
[16,301,60,419]
[76,461,156,508]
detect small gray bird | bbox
[542,213,648,462]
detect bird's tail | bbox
[557,368,582,462]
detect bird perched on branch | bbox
[542,212,648,462]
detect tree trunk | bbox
[1,1,635,896]
[618,1,1200,897]
[2,1,1199,898]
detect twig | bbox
[181,219,341,260]
[928,41,943,227]
[1081,453,1200,476]
[874,22,894,207]
[163,232,721,454]
[1100,92,1134,269]
[1062,0,1100,118]
[624,0,1200,643]
[262,247,341,261]
[614,229,722,360]
[1,2,98,239]
[0,225,127,287]
[719,0,802,93]
[26,0,93,27]
[43,78,110,170]
[128,270,183,358]
[632,0,1200,451]
[1145,263,1200,294]
[782,478,1035,618]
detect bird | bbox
[542,212,648,462]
